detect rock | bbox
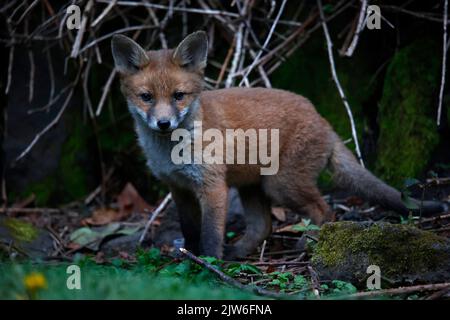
[312,221,450,286]
[0,217,54,258]
[101,233,141,255]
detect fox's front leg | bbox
[170,186,201,254]
[197,181,228,258]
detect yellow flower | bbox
[24,272,47,292]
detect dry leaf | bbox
[275,224,297,233]
[117,182,153,216]
[271,207,286,222]
[82,208,125,226]
[266,265,276,273]
[65,242,81,250]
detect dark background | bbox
[1,0,449,208]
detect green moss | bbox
[313,222,448,278]
[376,40,440,187]
[3,218,39,243]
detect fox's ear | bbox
[173,31,208,72]
[111,34,149,74]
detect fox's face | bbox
[112,32,208,132]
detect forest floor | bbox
[1,178,450,300]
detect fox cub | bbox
[112,31,446,259]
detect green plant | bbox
[225,263,262,277]
[292,219,321,232]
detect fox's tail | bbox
[328,135,448,215]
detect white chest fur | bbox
[133,117,203,188]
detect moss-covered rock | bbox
[2,218,39,242]
[312,221,450,285]
[376,39,440,187]
[0,218,54,258]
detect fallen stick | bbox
[0,207,60,214]
[416,213,450,224]
[253,261,308,267]
[179,248,284,299]
[308,265,321,299]
[340,282,450,299]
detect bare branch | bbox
[91,0,117,27]
[70,0,94,58]
[5,45,14,94]
[342,0,368,57]
[139,193,172,244]
[238,0,287,86]
[97,0,240,18]
[180,248,285,299]
[15,85,75,162]
[437,0,448,126]
[317,0,365,167]
[225,24,244,88]
[95,70,117,117]
[28,50,35,103]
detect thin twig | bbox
[342,0,368,57]
[95,70,116,116]
[317,0,364,167]
[0,207,61,214]
[180,248,285,299]
[308,265,321,299]
[238,0,287,86]
[28,50,35,103]
[139,193,172,244]
[98,0,240,18]
[15,74,78,162]
[91,0,117,27]
[253,261,307,267]
[5,45,14,94]
[341,282,450,299]
[437,0,448,126]
[215,40,235,88]
[70,0,94,58]
[259,240,267,262]
[225,24,244,88]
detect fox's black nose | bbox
[157,119,171,130]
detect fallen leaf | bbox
[117,182,153,217]
[69,223,120,250]
[69,223,142,251]
[266,265,276,273]
[275,224,297,233]
[271,207,286,222]
[82,208,125,226]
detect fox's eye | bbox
[173,91,185,101]
[140,92,153,102]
